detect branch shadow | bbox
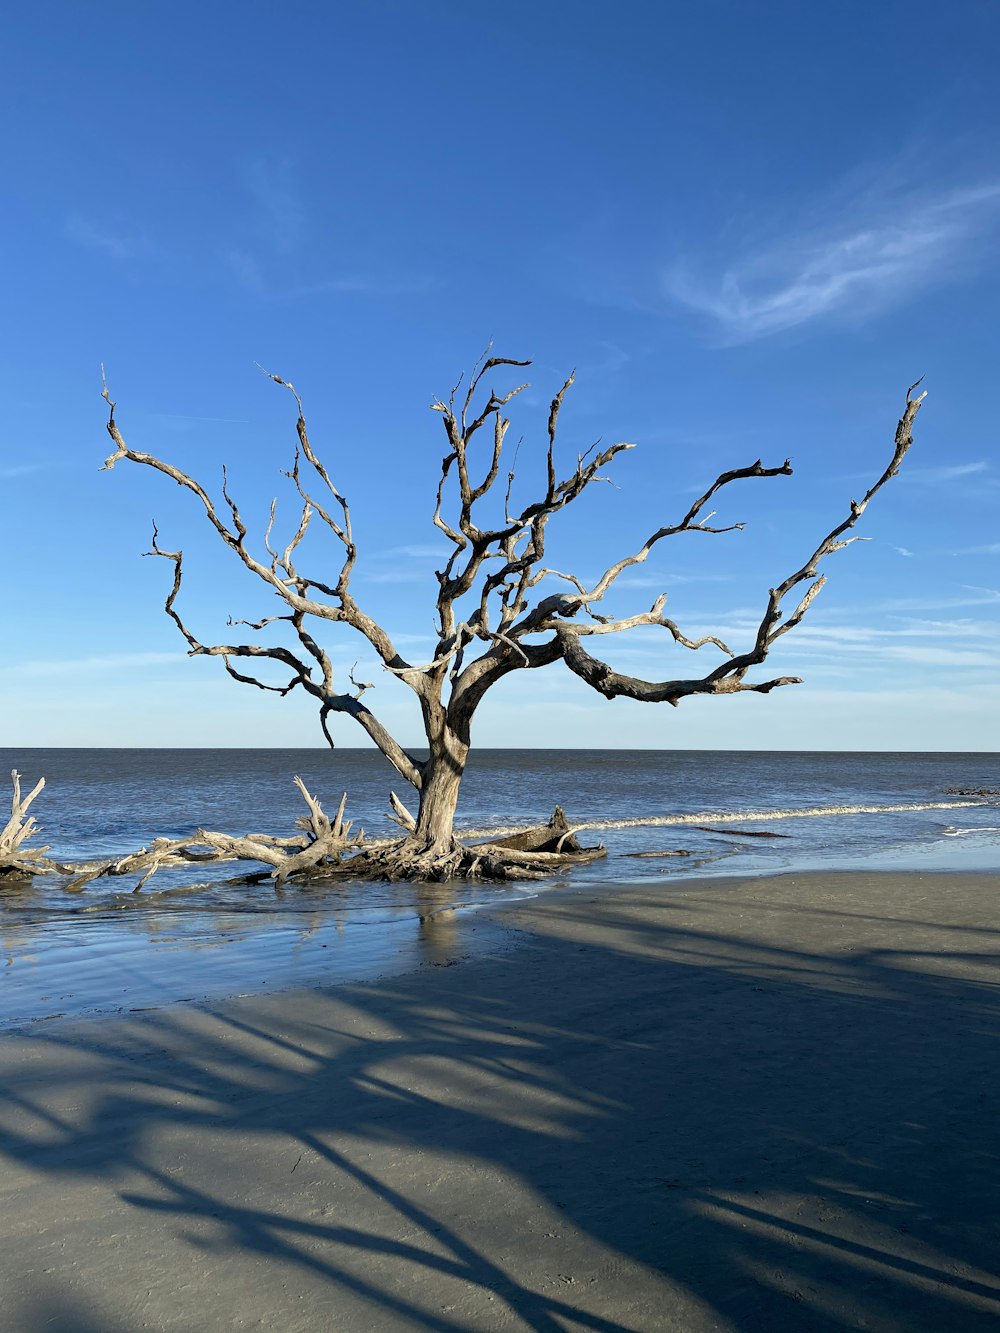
[2,875,1000,1330]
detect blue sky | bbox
[2,0,998,751]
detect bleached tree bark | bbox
[101,358,924,878]
[0,771,50,877]
[3,772,367,889]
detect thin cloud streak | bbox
[664,181,1000,342]
[292,273,434,299]
[223,249,431,301]
[377,544,451,561]
[0,651,184,678]
[66,213,149,260]
[874,586,1000,612]
[0,462,55,479]
[906,460,988,483]
[606,611,1000,674]
[244,155,303,256]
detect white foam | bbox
[461,800,982,841]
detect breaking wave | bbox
[461,799,982,841]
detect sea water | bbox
[2,749,998,1025]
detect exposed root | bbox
[319,808,607,882]
[325,839,605,883]
[337,840,519,883]
[2,771,603,890]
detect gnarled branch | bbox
[101,356,923,874]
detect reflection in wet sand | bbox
[0,883,521,1031]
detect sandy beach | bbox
[2,868,999,1331]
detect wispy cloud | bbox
[907,460,988,483]
[0,462,55,480]
[378,544,451,560]
[653,610,1000,673]
[664,181,1000,342]
[224,247,266,292]
[0,651,183,679]
[66,213,149,260]
[582,340,629,377]
[616,571,733,589]
[134,411,254,432]
[953,543,1000,556]
[363,544,451,583]
[224,247,431,303]
[294,273,434,299]
[573,616,1000,674]
[892,546,914,557]
[876,585,1000,612]
[244,155,303,256]
[227,157,432,301]
[364,568,436,585]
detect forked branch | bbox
[99,355,924,878]
[0,771,50,876]
[549,384,926,705]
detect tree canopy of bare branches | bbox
[101,355,924,879]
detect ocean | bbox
[2,748,998,1026]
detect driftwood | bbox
[625,849,695,859]
[0,771,51,878]
[88,779,362,890]
[473,806,585,854]
[689,825,790,839]
[0,773,365,891]
[0,772,603,890]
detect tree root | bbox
[329,805,607,882]
[0,772,604,890]
[322,834,606,883]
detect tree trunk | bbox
[411,727,468,852]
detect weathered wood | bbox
[471,843,606,868]
[625,849,695,859]
[3,773,365,891]
[690,826,790,839]
[0,771,52,878]
[388,791,417,831]
[472,806,585,854]
[100,359,922,879]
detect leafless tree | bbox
[101,355,924,879]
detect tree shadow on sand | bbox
[1,873,999,1330]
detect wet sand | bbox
[2,869,1000,1331]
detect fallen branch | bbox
[689,825,790,839]
[2,770,609,889]
[3,772,366,891]
[0,771,51,878]
[625,849,695,859]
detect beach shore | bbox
[2,868,999,1331]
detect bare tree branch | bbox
[552,387,926,705]
[104,372,417,683]
[102,356,923,875]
